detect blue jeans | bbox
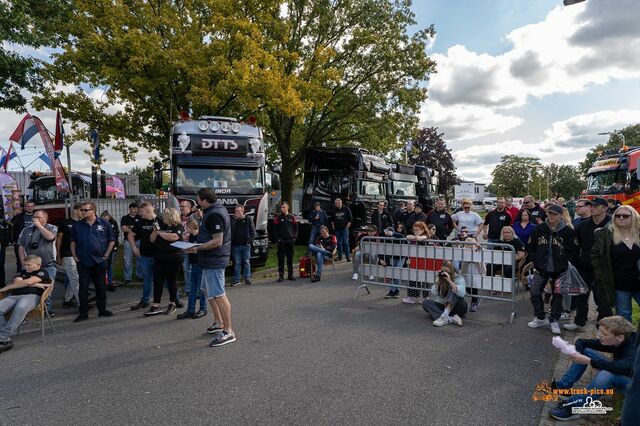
[308,228,320,250]
[308,244,332,276]
[138,256,155,303]
[182,253,191,293]
[388,257,406,291]
[335,228,350,258]
[557,348,630,405]
[186,264,207,314]
[232,245,251,282]
[123,240,141,280]
[615,290,640,322]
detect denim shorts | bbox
[202,268,225,298]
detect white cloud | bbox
[419,101,523,141]
[423,0,640,143]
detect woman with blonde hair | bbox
[144,207,185,316]
[561,207,574,229]
[592,205,640,322]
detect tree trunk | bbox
[280,154,295,211]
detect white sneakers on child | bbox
[401,297,417,304]
[433,314,463,327]
[352,272,359,280]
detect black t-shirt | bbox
[187,234,198,264]
[205,212,225,235]
[611,242,640,292]
[426,209,453,239]
[121,214,141,241]
[484,209,512,240]
[132,217,158,257]
[153,222,184,262]
[58,218,78,258]
[10,269,52,296]
[495,237,525,253]
[527,206,547,223]
[332,207,353,231]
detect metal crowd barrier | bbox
[354,237,519,323]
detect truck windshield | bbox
[360,180,384,196]
[176,166,263,195]
[391,181,416,197]
[587,169,626,194]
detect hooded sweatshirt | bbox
[527,219,578,275]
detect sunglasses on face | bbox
[614,214,631,219]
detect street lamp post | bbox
[598,131,626,149]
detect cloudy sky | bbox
[1,0,639,183]
[415,0,640,182]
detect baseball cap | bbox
[591,197,608,208]
[547,204,563,215]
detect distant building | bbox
[454,181,484,202]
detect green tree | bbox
[547,164,585,199]
[129,165,155,195]
[0,1,72,111]
[490,155,541,197]
[578,124,640,177]
[407,127,458,200]
[33,0,287,162]
[253,0,435,203]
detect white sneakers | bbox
[528,317,562,334]
[563,323,584,331]
[352,272,359,280]
[401,297,417,304]
[550,321,562,335]
[432,314,463,327]
[528,317,550,328]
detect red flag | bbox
[54,109,64,154]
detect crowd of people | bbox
[0,188,248,353]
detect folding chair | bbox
[1,284,55,342]
[311,248,338,278]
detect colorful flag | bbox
[54,110,65,158]
[0,143,17,172]
[9,114,38,149]
[39,152,52,168]
[90,129,100,161]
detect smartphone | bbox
[154,221,161,231]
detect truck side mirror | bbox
[271,173,281,190]
[153,161,163,189]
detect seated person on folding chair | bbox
[308,226,337,282]
[0,255,52,353]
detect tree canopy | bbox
[27,0,435,204]
[407,127,458,199]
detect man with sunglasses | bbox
[572,198,592,227]
[518,195,547,225]
[71,202,116,322]
[565,197,612,331]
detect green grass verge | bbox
[108,243,310,283]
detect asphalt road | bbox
[0,264,556,425]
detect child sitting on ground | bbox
[0,255,52,353]
[548,316,637,421]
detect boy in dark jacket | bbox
[307,202,329,254]
[273,202,298,282]
[230,205,256,286]
[549,316,637,421]
[308,226,337,282]
[526,204,578,334]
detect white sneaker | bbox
[550,321,562,335]
[401,297,417,304]
[433,316,449,327]
[451,314,463,327]
[528,317,550,328]
[563,323,584,331]
[352,272,359,281]
[560,312,571,321]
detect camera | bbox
[438,271,447,278]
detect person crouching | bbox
[308,226,337,282]
[422,260,468,327]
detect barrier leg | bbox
[353,284,371,300]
